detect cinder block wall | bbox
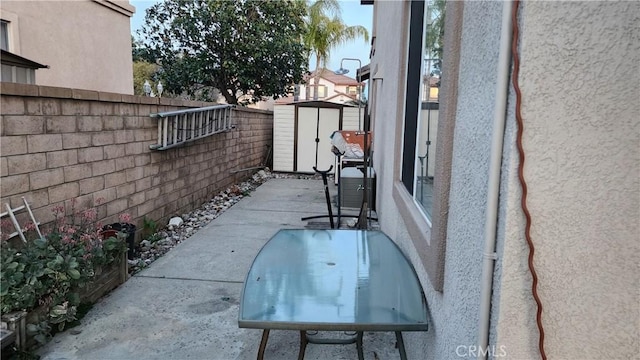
[0,82,273,237]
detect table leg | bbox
[356,331,364,360]
[395,331,407,360]
[297,331,308,360]
[257,329,270,360]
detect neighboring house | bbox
[0,49,48,84]
[274,68,365,106]
[270,66,366,173]
[0,0,135,94]
[366,1,638,359]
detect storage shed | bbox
[273,100,362,173]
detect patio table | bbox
[238,229,429,360]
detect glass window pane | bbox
[15,67,28,83]
[1,64,13,82]
[413,0,444,219]
[0,21,8,51]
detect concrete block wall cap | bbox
[98,92,123,102]
[38,85,73,98]
[234,107,274,115]
[140,96,159,105]
[72,89,100,101]
[121,94,138,104]
[0,82,39,96]
[159,97,174,106]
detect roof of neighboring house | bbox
[274,97,358,107]
[274,96,297,104]
[325,91,357,102]
[274,90,358,105]
[1,50,49,69]
[305,68,364,86]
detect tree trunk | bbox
[222,88,237,105]
[313,54,321,101]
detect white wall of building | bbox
[1,0,134,94]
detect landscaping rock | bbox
[127,169,329,275]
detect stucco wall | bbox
[370,0,638,359]
[0,0,134,94]
[370,1,510,358]
[494,1,639,358]
[370,1,446,358]
[0,82,273,243]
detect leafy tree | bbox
[131,36,156,63]
[131,36,160,96]
[425,0,445,74]
[138,0,308,104]
[132,61,159,96]
[303,0,369,98]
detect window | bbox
[347,86,359,95]
[393,0,460,291]
[306,84,327,99]
[1,20,8,51]
[401,0,443,220]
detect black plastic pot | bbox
[102,223,137,260]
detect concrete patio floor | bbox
[37,178,400,360]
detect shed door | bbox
[296,107,340,173]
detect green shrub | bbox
[0,200,127,341]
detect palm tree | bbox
[303,0,369,100]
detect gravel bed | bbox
[127,169,327,274]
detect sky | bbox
[129,0,373,81]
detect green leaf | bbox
[67,292,80,306]
[50,306,67,316]
[11,272,24,284]
[67,269,81,280]
[34,238,48,248]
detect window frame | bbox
[1,20,8,51]
[391,0,463,291]
[306,84,328,99]
[0,11,20,54]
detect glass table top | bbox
[239,229,428,331]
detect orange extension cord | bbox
[511,1,547,359]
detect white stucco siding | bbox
[495,2,640,359]
[370,0,404,239]
[367,0,638,358]
[435,1,506,356]
[364,1,484,359]
[273,105,295,172]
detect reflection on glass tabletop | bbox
[239,229,428,331]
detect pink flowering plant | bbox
[0,199,128,342]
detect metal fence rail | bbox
[149,104,235,150]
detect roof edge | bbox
[1,50,48,69]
